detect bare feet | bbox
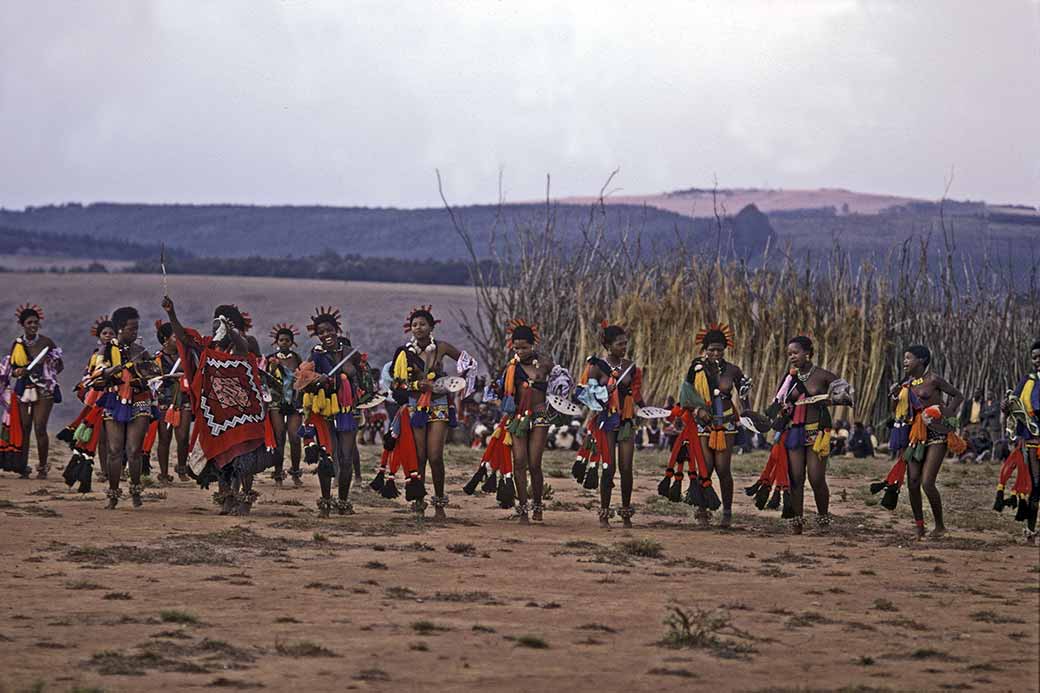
[914,524,927,541]
[532,505,544,522]
[719,512,732,529]
[929,526,947,540]
[696,509,710,528]
[433,506,447,521]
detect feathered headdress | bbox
[269,322,300,345]
[696,323,734,349]
[90,315,113,338]
[505,319,540,346]
[15,303,43,324]
[403,304,440,332]
[307,306,342,335]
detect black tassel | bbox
[77,458,93,493]
[194,460,220,489]
[572,457,588,483]
[405,476,426,502]
[583,463,599,490]
[140,454,151,477]
[880,484,900,511]
[780,490,795,519]
[56,428,75,444]
[668,474,684,503]
[869,480,887,495]
[304,443,320,466]
[1004,495,1018,508]
[766,487,781,510]
[482,471,499,493]
[463,465,487,495]
[754,483,772,510]
[744,481,761,497]
[63,453,81,487]
[381,477,400,499]
[1014,496,1029,522]
[702,483,722,511]
[658,472,673,497]
[369,469,386,492]
[992,489,1005,512]
[498,476,515,509]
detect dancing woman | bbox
[154,321,192,483]
[266,324,304,488]
[752,336,850,534]
[995,340,1040,544]
[577,323,644,528]
[386,305,477,519]
[56,316,116,490]
[685,324,746,528]
[883,345,963,539]
[299,307,370,518]
[0,304,64,478]
[163,297,270,515]
[99,306,160,509]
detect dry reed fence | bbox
[440,176,1039,425]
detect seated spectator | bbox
[848,421,874,458]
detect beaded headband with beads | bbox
[90,315,113,338]
[403,304,440,333]
[695,323,734,349]
[307,306,342,335]
[15,303,43,324]
[269,322,300,345]
[505,319,540,346]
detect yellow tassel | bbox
[813,429,832,457]
[894,385,910,420]
[1021,378,1036,419]
[709,428,727,451]
[392,351,410,381]
[11,342,29,368]
[693,370,711,406]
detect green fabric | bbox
[617,420,634,442]
[679,381,706,410]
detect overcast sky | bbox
[1,0,1037,209]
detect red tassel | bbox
[264,416,276,450]
[885,457,907,486]
[141,420,159,454]
[769,433,791,489]
[82,407,105,454]
[6,392,23,449]
[998,447,1023,488]
[392,405,419,476]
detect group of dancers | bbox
[1,298,1037,541]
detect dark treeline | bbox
[127,250,496,286]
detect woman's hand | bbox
[12,368,25,378]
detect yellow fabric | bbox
[693,369,711,407]
[11,342,29,367]
[894,385,910,420]
[109,344,123,367]
[392,351,410,381]
[1022,378,1036,419]
[812,429,832,457]
[708,428,727,451]
[969,400,981,424]
[503,357,518,397]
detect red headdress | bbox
[15,303,44,324]
[307,306,343,335]
[90,315,113,338]
[695,323,734,349]
[269,322,301,345]
[403,305,440,333]
[505,319,540,347]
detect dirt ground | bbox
[1,445,1037,693]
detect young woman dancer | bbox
[0,304,64,478]
[301,307,368,518]
[266,324,304,487]
[685,324,746,528]
[99,306,160,509]
[388,305,477,519]
[154,321,192,483]
[888,345,964,539]
[578,323,644,528]
[760,336,850,534]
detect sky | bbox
[1,0,1037,209]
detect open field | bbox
[0,272,479,413]
[1,446,1037,692]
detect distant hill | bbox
[0,202,773,262]
[1,187,1037,279]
